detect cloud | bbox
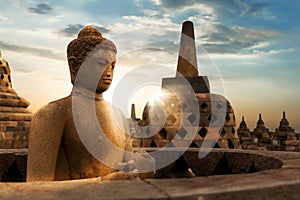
[57,24,111,37]
[115,8,278,58]
[0,41,64,60]
[0,15,8,21]
[57,24,84,37]
[200,24,278,54]
[13,68,34,74]
[28,3,52,15]
[141,20,278,56]
[152,0,268,17]
[243,2,268,16]
[118,48,177,68]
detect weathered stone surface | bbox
[15,154,27,181]
[0,149,27,181]
[183,149,225,176]
[0,179,168,200]
[0,52,32,149]
[254,154,283,171]
[182,149,283,176]
[0,153,15,178]
[0,150,299,199]
[226,152,255,173]
[153,162,175,178]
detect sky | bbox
[0,0,300,132]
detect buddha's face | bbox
[70,47,116,94]
[96,50,116,93]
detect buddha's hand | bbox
[101,171,139,181]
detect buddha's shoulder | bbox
[34,96,72,117]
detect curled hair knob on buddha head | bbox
[77,25,103,38]
[67,25,117,84]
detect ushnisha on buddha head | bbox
[67,25,117,94]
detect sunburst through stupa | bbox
[129,21,240,149]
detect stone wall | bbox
[0,51,32,149]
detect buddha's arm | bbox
[27,103,65,181]
[120,111,133,161]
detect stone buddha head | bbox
[67,26,117,94]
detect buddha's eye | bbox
[111,61,116,69]
[97,59,109,66]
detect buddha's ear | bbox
[68,56,79,73]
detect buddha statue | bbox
[27,26,136,181]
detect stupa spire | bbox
[256,113,266,129]
[239,116,248,129]
[131,104,136,119]
[176,21,199,77]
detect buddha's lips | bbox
[103,78,112,84]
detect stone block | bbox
[0,106,29,113]
[0,132,5,139]
[0,99,29,108]
[13,139,28,148]
[0,121,18,127]
[0,113,32,121]
[3,132,17,140]
[170,140,192,147]
[0,140,14,148]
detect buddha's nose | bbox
[106,69,112,77]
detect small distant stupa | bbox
[273,112,299,151]
[237,112,299,151]
[237,116,252,149]
[132,21,240,149]
[252,114,271,146]
[0,51,32,149]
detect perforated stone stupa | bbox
[237,116,252,149]
[273,112,299,151]
[0,51,32,148]
[250,114,271,150]
[131,21,240,149]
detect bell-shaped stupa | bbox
[133,21,240,149]
[237,116,252,149]
[273,112,299,151]
[0,51,32,148]
[252,114,271,141]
